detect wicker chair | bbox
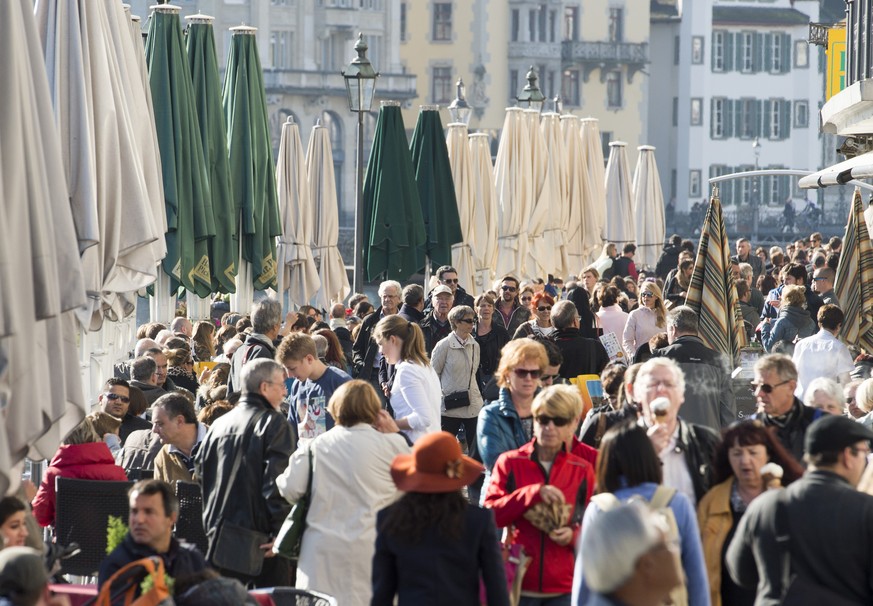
[54,478,133,576]
[174,481,209,555]
[250,588,338,606]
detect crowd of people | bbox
[4,232,873,606]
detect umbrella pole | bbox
[353,108,365,293]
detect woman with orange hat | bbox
[371,431,510,605]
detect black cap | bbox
[805,415,873,455]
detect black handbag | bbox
[273,447,314,560]
[444,390,471,410]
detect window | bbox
[509,69,519,101]
[562,70,580,106]
[691,37,704,64]
[564,6,579,41]
[432,66,453,104]
[741,167,753,205]
[511,9,520,42]
[674,35,680,65]
[738,98,757,139]
[794,39,809,68]
[711,97,727,138]
[794,100,809,128]
[690,98,702,126]
[432,3,452,41]
[606,71,622,109]
[689,170,701,198]
[710,165,733,204]
[601,131,613,161]
[549,10,557,42]
[763,99,790,140]
[770,33,782,73]
[529,10,537,42]
[538,5,547,42]
[400,3,408,42]
[270,31,292,69]
[769,100,780,138]
[740,32,754,73]
[608,8,623,43]
[672,97,678,126]
[712,31,725,71]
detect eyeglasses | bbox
[812,277,828,282]
[537,306,552,312]
[541,373,560,382]
[640,292,654,299]
[501,285,518,292]
[457,318,475,324]
[442,278,459,284]
[104,393,130,404]
[535,415,572,427]
[512,368,542,379]
[851,446,871,458]
[751,379,791,394]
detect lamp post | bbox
[342,33,379,294]
[752,136,761,242]
[516,66,546,112]
[447,78,472,125]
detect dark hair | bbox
[0,496,26,526]
[599,285,621,308]
[539,338,564,368]
[354,301,374,318]
[436,265,458,280]
[165,337,190,352]
[818,304,844,331]
[129,479,178,517]
[784,263,808,285]
[713,421,804,485]
[735,278,750,300]
[314,328,348,369]
[153,392,197,425]
[145,323,167,340]
[595,421,662,493]
[757,273,777,295]
[680,239,695,253]
[402,284,424,307]
[198,400,235,426]
[215,325,237,353]
[500,275,520,288]
[669,234,682,246]
[127,385,149,417]
[600,363,626,398]
[622,243,636,255]
[104,377,130,390]
[379,491,467,543]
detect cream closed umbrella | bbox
[561,115,588,275]
[494,108,532,280]
[276,118,320,310]
[580,118,607,264]
[523,109,557,279]
[445,123,476,293]
[632,145,666,270]
[469,133,498,292]
[604,141,636,252]
[540,112,569,279]
[307,122,350,310]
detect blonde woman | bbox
[622,282,666,360]
[373,316,441,443]
[592,242,617,278]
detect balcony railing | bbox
[561,41,649,64]
[507,42,563,60]
[263,69,417,99]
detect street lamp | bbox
[516,66,546,112]
[447,78,472,125]
[342,33,379,294]
[752,136,761,242]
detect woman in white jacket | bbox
[277,380,410,606]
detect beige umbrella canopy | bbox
[469,133,498,291]
[445,123,477,294]
[494,108,532,280]
[307,122,350,310]
[523,109,557,279]
[561,114,589,275]
[632,145,666,270]
[540,112,569,279]
[276,118,320,310]
[604,141,636,251]
[580,118,607,264]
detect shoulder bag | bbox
[273,446,314,560]
[444,337,473,410]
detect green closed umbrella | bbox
[362,101,426,282]
[145,4,214,298]
[186,15,236,294]
[409,106,462,270]
[223,25,281,292]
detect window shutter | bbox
[764,33,773,72]
[736,34,744,71]
[780,100,791,140]
[726,33,735,71]
[711,34,717,71]
[710,98,717,138]
[760,99,770,138]
[762,173,771,205]
[754,33,764,72]
[782,34,792,73]
[726,99,734,137]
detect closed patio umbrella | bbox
[494,107,531,280]
[540,112,569,279]
[362,100,426,282]
[445,122,477,293]
[632,145,666,270]
[276,117,320,309]
[307,122,350,310]
[561,115,588,275]
[685,187,747,362]
[580,118,607,263]
[523,109,556,279]
[468,133,498,291]
[835,188,873,351]
[410,106,463,275]
[604,141,635,251]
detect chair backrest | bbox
[174,481,209,555]
[126,468,154,482]
[250,588,338,606]
[54,478,134,577]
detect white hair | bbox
[582,501,664,594]
[804,377,844,410]
[635,357,686,398]
[378,280,402,297]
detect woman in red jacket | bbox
[485,385,595,605]
[31,413,128,527]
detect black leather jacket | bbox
[352,307,384,380]
[196,393,293,545]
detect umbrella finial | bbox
[711,184,719,199]
[316,118,322,127]
[285,116,295,125]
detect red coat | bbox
[484,439,595,594]
[32,442,128,527]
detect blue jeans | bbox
[519,595,571,606]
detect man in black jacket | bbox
[654,234,683,280]
[550,300,609,380]
[227,297,284,393]
[398,284,426,324]
[653,305,736,430]
[196,359,293,587]
[352,280,401,404]
[423,265,475,313]
[727,415,873,604]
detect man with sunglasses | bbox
[420,285,455,355]
[751,354,821,463]
[98,376,150,444]
[492,275,531,336]
[423,265,474,314]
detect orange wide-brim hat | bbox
[390,431,484,493]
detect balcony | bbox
[263,69,417,100]
[820,80,873,137]
[561,41,649,64]
[507,41,563,60]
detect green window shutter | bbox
[725,33,735,71]
[711,34,717,71]
[764,33,773,72]
[762,173,771,205]
[736,33,744,71]
[780,100,791,140]
[710,98,717,138]
[725,99,734,138]
[760,99,770,138]
[753,33,763,72]
[782,34,792,73]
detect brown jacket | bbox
[696,478,733,606]
[153,445,195,484]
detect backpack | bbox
[94,557,175,606]
[590,486,688,606]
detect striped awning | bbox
[685,188,747,363]
[835,188,873,351]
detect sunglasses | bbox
[513,368,542,379]
[751,379,791,394]
[640,292,654,299]
[541,373,560,382]
[104,393,130,404]
[457,318,475,324]
[535,415,572,427]
[537,306,552,312]
[501,285,518,292]
[442,278,459,284]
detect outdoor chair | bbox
[174,481,209,555]
[54,478,133,577]
[125,467,153,481]
[250,588,338,606]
